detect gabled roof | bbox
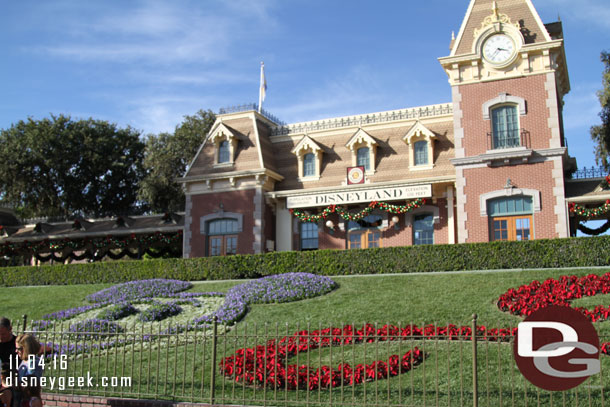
[345,129,377,150]
[450,0,551,57]
[403,121,437,143]
[291,135,323,155]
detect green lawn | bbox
[4,267,610,406]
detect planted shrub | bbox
[2,237,610,287]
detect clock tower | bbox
[439,0,572,243]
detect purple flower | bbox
[86,279,192,304]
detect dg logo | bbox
[514,305,601,391]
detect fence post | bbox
[472,314,478,407]
[210,316,218,406]
[22,314,27,332]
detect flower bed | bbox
[497,273,610,321]
[219,322,520,390]
[68,319,124,339]
[97,303,139,320]
[86,279,192,303]
[137,301,182,322]
[196,273,338,326]
[497,273,610,355]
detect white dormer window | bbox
[292,135,323,181]
[403,121,436,171]
[209,123,238,167]
[346,129,377,174]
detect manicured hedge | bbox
[2,236,610,287]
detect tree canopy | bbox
[0,115,145,219]
[591,51,610,169]
[138,109,215,212]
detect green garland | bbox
[1,231,182,257]
[569,200,610,219]
[577,220,610,236]
[289,199,427,223]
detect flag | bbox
[258,62,267,112]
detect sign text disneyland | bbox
[286,185,432,209]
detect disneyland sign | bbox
[286,184,432,209]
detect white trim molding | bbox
[482,93,526,120]
[200,211,244,235]
[403,121,436,170]
[292,135,323,180]
[479,188,541,217]
[346,129,378,174]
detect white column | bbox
[276,199,293,252]
[447,186,455,244]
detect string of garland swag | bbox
[569,200,610,220]
[290,199,426,223]
[577,220,610,236]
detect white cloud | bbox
[536,0,610,30]
[37,0,277,65]
[563,83,602,130]
[271,65,391,123]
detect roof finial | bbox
[451,30,455,40]
[492,1,499,19]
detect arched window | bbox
[413,213,434,245]
[303,153,316,177]
[208,219,238,256]
[218,140,230,163]
[414,140,428,166]
[491,105,519,149]
[357,147,370,170]
[487,196,533,241]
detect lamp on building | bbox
[325,219,335,235]
[391,215,400,230]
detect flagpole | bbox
[258,61,266,113]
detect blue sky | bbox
[1,0,609,169]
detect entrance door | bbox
[491,216,532,241]
[348,230,381,249]
[209,235,238,256]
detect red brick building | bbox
[179,0,581,257]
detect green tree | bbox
[591,51,610,169]
[138,109,215,212]
[0,115,145,219]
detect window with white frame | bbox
[403,121,435,170]
[482,93,527,151]
[209,124,238,166]
[346,129,377,174]
[491,105,520,149]
[292,136,323,181]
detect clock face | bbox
[482,34,516,65]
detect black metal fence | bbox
[14,316,610,407]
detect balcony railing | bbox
[218,103,285,126]
[572,166,607,179]
[486,128,530,150]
